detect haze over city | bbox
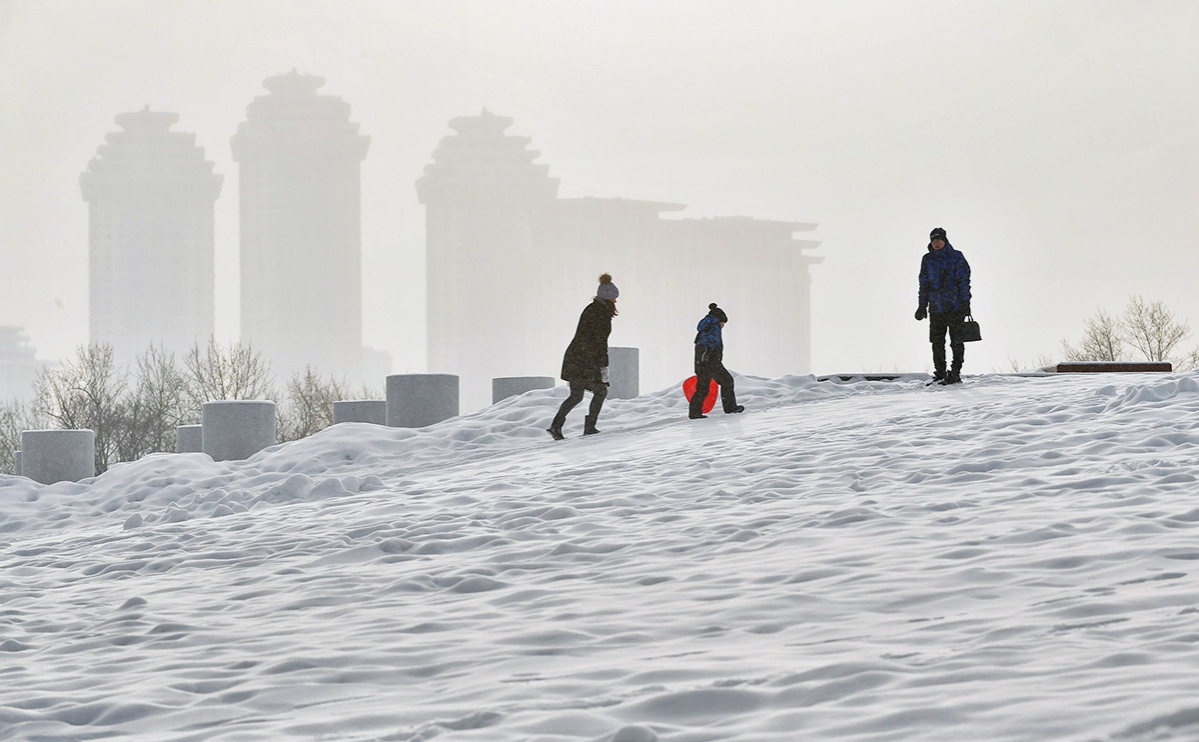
[3,0,1198,386]
[6,4,1199,738]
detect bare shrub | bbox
[116,345,190,462]
[1001,355,1056,373]
[277,367,350,442]
[33,343,127,474]
[183,338,275,407]
[1061,296,1198,369]
[1061,309,1125,362]
[1121,295,1190,364]
[10,338,360,472]
[0,399,45,475]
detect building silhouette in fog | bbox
[417,110,821,409]
[0,326,41,402]
[80,107,222,364]
[232,71,370,381]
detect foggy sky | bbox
[3,0,1198,381]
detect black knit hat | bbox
[708,303,728,323]
[930,227,947,241]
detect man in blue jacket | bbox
[915,227,971,385]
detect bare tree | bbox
[1122,295,1191,363]
[0,398,45,475]
[277,367,350,442]
[1174,348,1199,372]
[1061,296,1199,369]
[33,343,127,474]
[1061,309,1126,362]
[183,337,275,408]
[116,345,190,462]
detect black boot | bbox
[546,422,564,441]
[942,370,962,385]
[583,415,601,435]
[927,369,946,386]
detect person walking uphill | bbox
[915,226,972,385]
[689,303,744,419]
[547,273,619,440]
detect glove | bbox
[915,306,927,321]
[961,303,971,317]
[600,366,609,385]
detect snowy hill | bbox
[3,373,1199,741]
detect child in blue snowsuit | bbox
[689,303,745,419]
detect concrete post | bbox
[492,376,555,404]
[386,374,459,428]
[202,400,277,461]
[13,450,21,477]
[333,399,387,425]
[175,424,203,453]
[608,347,640,399]
[21,430,95,484]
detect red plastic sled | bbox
[682,376,719,414]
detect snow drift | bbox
[2,373,1199,741]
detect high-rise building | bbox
[416,110,561,407]
[417,110,822,410]
[231,71,370,382]
[80,107,222,364]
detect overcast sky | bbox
[3,0,1198,378]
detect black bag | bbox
[960,315,982,343]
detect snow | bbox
[3,372,1199,741]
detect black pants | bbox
[929,311,966,373]
[552,379,607,428]
[690,346,738,416]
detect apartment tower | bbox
[80,107,222,364]
[231,71,370,381]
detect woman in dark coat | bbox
[689,302,744,419]
[547,273,619,439]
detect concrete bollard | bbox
[608,347,640,400]
[202,400,276,461]
[386,374,459,428]
[176,424,203,453]
[333,399,387,425]
[13,450,21,477]
[21,429,95,484]
[492,376,555,404]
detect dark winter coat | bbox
[918,242,972,314]
[694,313,724,350]
[560,298,615,384]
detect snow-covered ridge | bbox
[1,374,862,536]
[2,373,1199,741]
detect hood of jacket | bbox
[695,313,724,349]
[591,296,618,317]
